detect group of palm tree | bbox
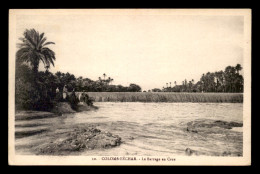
[15,29,244,110]
[98,73,114,85]
[157,64,243,93]
[15,29,142,110]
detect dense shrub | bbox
[15,64,55,111]
[67,92,79,110]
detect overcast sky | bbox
[16,12,244,91]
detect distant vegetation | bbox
[151,64,243,93]
[86,92,243,103]
[15,29,141,110]
[53,72,142,93]
[15,29,244,111]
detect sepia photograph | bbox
[8,9,251,165]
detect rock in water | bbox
[35,127,122,155]
[186,119,243,133]
[185,148,198,156]
[185,119,243,156]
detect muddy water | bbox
[16,102,243,156]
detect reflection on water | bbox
[16,102,243,156]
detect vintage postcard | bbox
[8,9,251,165]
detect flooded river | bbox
[15,102,243,156]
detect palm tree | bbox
[166,83,168,88]
[169,82,171,88]
[191,79,194,92]
[174,81,177,86]
[235,64,242,74]
[107,77,111,85]
[188,81,192,92]
[103,73,106,80]
[45,65,50,72]
[16,29,55,76]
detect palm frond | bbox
[32,29,39,45]
[42,42,55,47]
[41,48,55,59]
[16,47,31,62]
[24,29,37,49]
[37,32,45,49]
[18,37,25,42]
[16,43,28,48]
[39,33,45,42]
[29,51,40,68]
[17,39,34,48]
[41,47,56,66]
[47,56,55,66]
[38,37,47,49]
[35,52,47,66]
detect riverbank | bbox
[15,102,122,155]
[15,101,98,119]
[15,102,98,139]
[85,92,243,103]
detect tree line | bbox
[150,64,243,93]
[15,29,243,111]
[15,29,142,110]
